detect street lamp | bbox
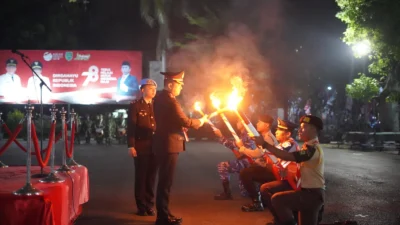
[327,86,332,91]
[352,40,371,57]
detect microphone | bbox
[11,49,29,59]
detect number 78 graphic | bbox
[82,66,99,86]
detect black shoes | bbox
[136,208,156,216]
[214,180,233,200]
[214,192,233,200]
[155,214,182,225]
[241,193,264,212]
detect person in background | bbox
[127,79,158,216]
[0,58,23,102]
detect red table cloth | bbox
[0,166,89,225]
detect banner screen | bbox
[0,50,142,104]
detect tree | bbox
[346,74,380,102]
[0,0,86,49]
[139,0,176,71]
[336,0,400,99]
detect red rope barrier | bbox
[0,124,23,156]
[2,121,61,157]
[3,123,51,155]
[31,122,56,168]
[2,123,32,154]
[55,131,62,143]
[64,122,76,158]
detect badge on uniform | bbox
[139,110,147,116]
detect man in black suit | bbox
[153,71,208,225]
[116,61,139,97]
[127,79,158,216]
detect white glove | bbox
[238,146,246,153]
[199,115,209,126]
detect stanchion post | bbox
[57,107,74,173]
[40,104,64,183]
[0,112,8,168]
[0,112,3,141]
[68,108,80,167]
[14,101,43,196]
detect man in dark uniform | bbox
[82,114,92,144]
[258,115,325,225]
[153,71,208,225]
[127,79,158,216]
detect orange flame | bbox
[194,101,202,112]
[227,87,243,110]
[210,93,221,109]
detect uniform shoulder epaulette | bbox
[167,92,174,98]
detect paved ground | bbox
[1,140,399,225]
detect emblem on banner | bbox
[65,52,73,61]
[43,52,53,61]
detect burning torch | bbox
[225,88,259,138]
[210,94,240,142]
[194,102,218,131]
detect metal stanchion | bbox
[56,107,74,173]
[68,109,80,167]
[0,112,3,141]
[0,112,8,168]
[40,104,64,183]
[14,101,43,196]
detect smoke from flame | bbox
[168,24,271,109]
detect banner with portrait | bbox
[0,50,142,104]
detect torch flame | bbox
[210,93,221,109]
[194,101,201,112]
[227,87,243,110]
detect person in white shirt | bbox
[27,61,51,103]
[0,58,23,102]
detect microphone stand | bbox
[16,54,52,178]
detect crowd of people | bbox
[127,71,326,225]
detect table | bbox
[0,166,89,225]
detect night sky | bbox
[0,0,359,103]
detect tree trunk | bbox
[379,102,399,131]
[393,102,399,132]
[161,49,167,72]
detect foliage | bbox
[0,0,85,49]
[345,74,380,102]
[5,109,26,138]
[336,0,400,97]
[140,0,173,59]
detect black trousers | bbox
[134,153,158,211]
[156,153,179,219]
[239,164,277,199]
[261,180,294,222]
